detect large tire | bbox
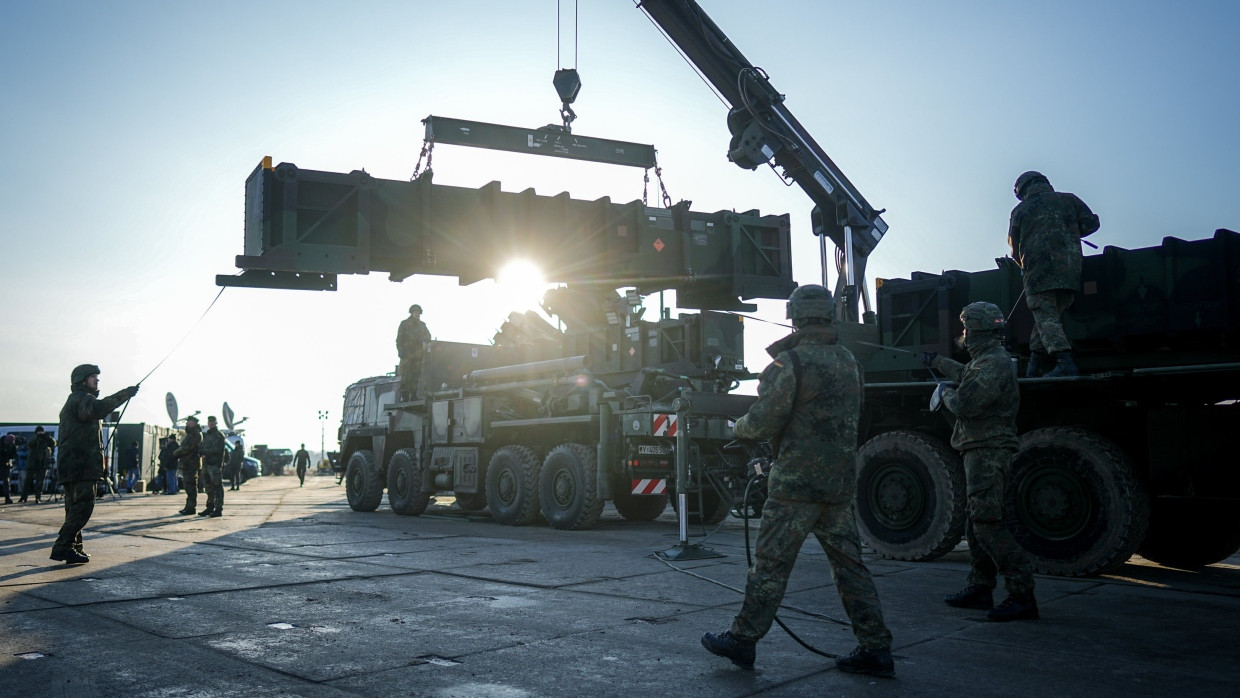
[345,449,384,512]
[1138,499,1240,568]
[486,445,542,526]
[540,443,605,530]
[856,431,967,561]
[1007,427,1150,576]
[669,487,731,525]
[611,479,669,522]
[387,448,431,516]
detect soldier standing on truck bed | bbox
[396,304,432,400]
[1007,170,1100,377]
[701,284,895,678]
[921,302,1038,621]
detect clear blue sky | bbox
[2,1,1237,452]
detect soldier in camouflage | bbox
[922,302,1038,621]
[396,304,432,400]
[51,364,139,564]
[702,285,894,678]
[21,426,56,503]
[198,415,226,517]
[174,416,202,515]
[1008,170,1100,377]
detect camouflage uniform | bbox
[199,424,226,514]
[729,323,892,651]
[22,430,56,502]
[175,423,202,513]
[396,308,431,399]
[929,313,1034,597]
[53,366,136,558]
[1008,173,1100,355]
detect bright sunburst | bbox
[495,259,549,312]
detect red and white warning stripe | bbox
[631,479,668,495]
[652,414,678,436]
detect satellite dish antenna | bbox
[166,393,179,426]
[222,402,235,431]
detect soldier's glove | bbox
[125,385,140,399]
[919,352,937,367]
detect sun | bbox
[495,259,549,312]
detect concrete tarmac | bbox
[2,475,1237,697]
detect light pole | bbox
[317,410,329,469]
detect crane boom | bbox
[637,0,887,320]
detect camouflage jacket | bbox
[56,387,131,483]
[930,339,1020,451]
[396,317,431,360]
[27,432,56,469]
[200,426,227,466]
[734,324,862,504]
[174,427,202,469]
[294,449,311,468]
[1008,180,1100,295]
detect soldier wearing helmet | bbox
[1008,170,1100,377]
[396,303,432,400]
[921,302,1037,620]
[703,284,895,678]
[173,415,203,516]
[51,364,139,564]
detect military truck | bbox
[250,445,294,476]
[338,292,767,530]
[844,229,1240,576]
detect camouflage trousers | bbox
[398,357,423,400]
[52,480,97,554]
[202,463,224,513]
[1025,289,1075,354]
[731,496,892,650]
[963,448,1035,596]
[181,466,199,511]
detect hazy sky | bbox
[2,1,1237,452]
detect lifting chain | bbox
[642,158,673,208]
[410,138,435,181]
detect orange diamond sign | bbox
[652,238,665,252]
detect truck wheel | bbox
[611,479,668,522]
[856,431,967,561]
[387,448,431,516]
[669,488,731,525]
[345,450,384,512]
[1007,427,1149,576]
[486,445,542,526]
[1138,500,1240,568]
[540,443,605,530]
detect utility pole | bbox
[317,410,329,467]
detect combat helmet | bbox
[1014,171,1049,200]
[959,302,1006,332]
[786,284,835,326]
[71,363,101,386]
[409,304,423,314]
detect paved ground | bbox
[2,475,1237,697]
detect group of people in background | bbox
[0,427,57,504]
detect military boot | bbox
[701,631,756,670]
[836,646,895,678]
[1025,351,1050,377]
[1043,351,1079,377]
[944,584,994,609]
[50,549,90,564]
[987,593,1039,621]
